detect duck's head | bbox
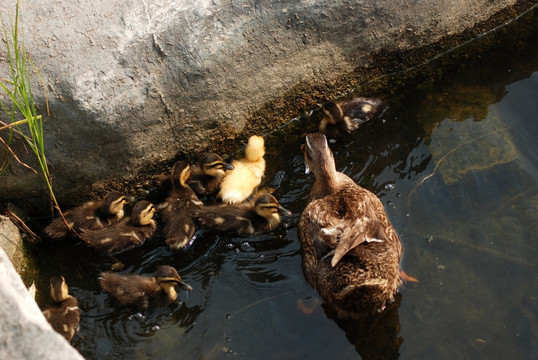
[154,265,193,300]
[129,200,156,226]
[301,132,337,179]
[245,135,265,162]
[49,276,70,303]
[200,153,234,180]
[102,191,128,217]
[319,101,344,132]
[254,194,292,223]
[171,161,191,189]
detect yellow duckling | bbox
[319,97,382,138]
[158,161,203,250]
[99,265,193,309]
[196,193,292,235]
[298,132,402,318]
[44,191,128,239]
[187,153,234,198]
[42,276,80,342]
[79,200,156,255]
[218,135,266,204]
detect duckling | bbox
[79,200,156,255]
[158,161,204,250]
[99,265,193,309]
[196,193,292,235]
[188,153,235,198]
[42,276,80,342]
[44,191,128,239]
[218,135,266,204]
[319,97,382,138]
[298,132,402,318]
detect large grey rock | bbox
[0,246,84,360]
[0,0,529,212]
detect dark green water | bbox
[30,7,537,360]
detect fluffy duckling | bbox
[188,153,235,198]
[99,265,193,309]
[42,276,80,342]
[158,161,204,250]
[44,191,128,239]
[196,193,292,235]
[79,200,156,255]
[319,97,382,138]
[218,135,266,204]
[298,132,402,318]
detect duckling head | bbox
[171,161,191,189]
[49,276,70,303]
[130,200,156,226]
[155,265,193,301]
[102,191,128,217]
[200,153,234,180]
[301,132,337,179]
[254,194,292,226]
[319,101,344,131]
[245,135,265,162]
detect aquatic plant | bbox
[0,1,67,237]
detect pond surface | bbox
[30,7,537,360]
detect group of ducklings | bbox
[41,96,405,341]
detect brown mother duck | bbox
[79,200,156,255]
[99,265,193,309]
[44,191,128,239]
[42,276,80,342]
[158,161,203,250]
[298,132,402,318]
[319,97,382,138]
[196,193,292,235]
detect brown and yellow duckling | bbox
[196,193,292,235]
[158,161,204,250]
[44,191,128,239]
[218,135,266,204]
[298,132,402,318]
[79,200,156,255]
[99,265,193,309]
[188,153,234,198]
[42,276,80,342]
[319,97,382,138]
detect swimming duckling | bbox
[79,200,156,255]
[188,153,234,198]
[44,191,128,239]
[196,193,292,235]
[218,135,266,204]
[99,265,193,309]
[319,97,382,138]
[158,161,203,250]
[298,132,402,318]
[42,276,80,342]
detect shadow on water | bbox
[25,5,538,360]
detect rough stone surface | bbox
[0,0,532,213]
[0,215,26,273]
[0,246,84,360]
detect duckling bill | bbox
[319,97,382,138]
[99,265,192,309]
[42,276,80,342]
[44,191,128,239]
[298,132,402,318]
[79,200,156,255]
[196,193,292,235]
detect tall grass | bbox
[0,1,67,237]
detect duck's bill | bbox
[223,162,235,171]
[179,281,193,292]
[279,205,292,217]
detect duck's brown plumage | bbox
[298,132,402,318]
[158,161,203,250]
[44,191,127,239]
[79,200,156,255]
[42,276,80,342]
[99,265,193,309]
[319,97,382,138]
[195,193,291,235]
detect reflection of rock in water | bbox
[323,294,402,360]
